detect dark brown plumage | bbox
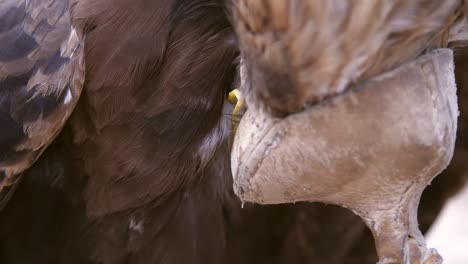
[0,0,466,264]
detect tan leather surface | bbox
[231,48,458,263]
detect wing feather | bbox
[0,0,85,204]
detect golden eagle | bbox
[0,0,467,263]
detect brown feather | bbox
[232,0,465,114]
[0,1,466,264]
[0,0,85,202]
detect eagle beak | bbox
[230,49,458,264]
[228,89,247,141]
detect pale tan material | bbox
[231,49,458,264]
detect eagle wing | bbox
[0,0,85,206]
